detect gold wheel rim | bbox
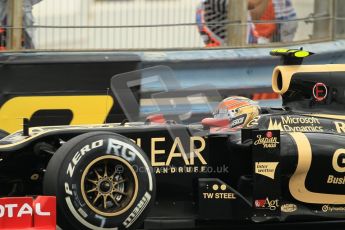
[81,155,138,217]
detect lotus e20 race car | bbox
[0,49,345,229]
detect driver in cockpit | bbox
[202,96,260,132]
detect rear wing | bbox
[270,48,314,65]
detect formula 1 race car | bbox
[1,49,345,230]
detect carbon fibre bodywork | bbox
[0,112,345,227]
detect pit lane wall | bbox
[1,40,345,134]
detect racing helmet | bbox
[213,96,260,128]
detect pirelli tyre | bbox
[43,132,156,230]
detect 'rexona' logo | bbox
[313,82,328,102]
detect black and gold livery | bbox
[1,50,345,229]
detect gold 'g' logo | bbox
[332,149,345,173]
[288,133,345,204]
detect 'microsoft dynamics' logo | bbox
[268,116,323,132]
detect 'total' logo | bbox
[0,196,56,229]
[313,82,328,102]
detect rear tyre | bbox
[43,132,155,230]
